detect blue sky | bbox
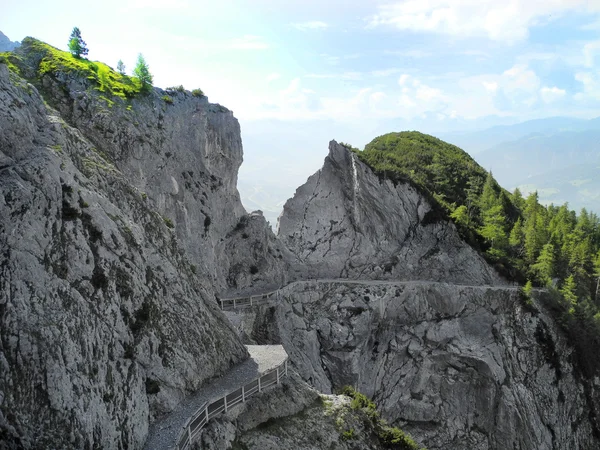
[3,1,600,222]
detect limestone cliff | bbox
[0,44,256,448]
[11,38,288,295]
[238,281,600,449]
[278,141,502,285]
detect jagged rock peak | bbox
[278,140,503,285]
[0,30,19,52]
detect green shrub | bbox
[162,95,173,104]
[192,88,204,97]
[166,84,185,92]
[163,216,174,228]
[342,428,356,440]
[340,386,424,450]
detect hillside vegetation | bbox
[1,37,144,103]
[353,131,600,375]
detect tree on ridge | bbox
[133,54,153,92]
[68,27,88,58]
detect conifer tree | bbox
[560,275,578,313]
[133,54,153,92]
[117,59,126,75]
[509,218,525,253]
[532,243,555,286]
[68,27,88,58]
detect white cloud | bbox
[229,35,269,50]
[368,0,600,43]
[483,81,498,92]
[383,49,432,58]
[540,86,566,103]
[398,74,410,86]
[266,73,281,83]
[292,21,329,31]
[583,41,600,67]
[306,72,363,80]
[575,72,600,101]
[502,64,540,92]
[371,68,404,77]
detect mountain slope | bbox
[0,40,251,448]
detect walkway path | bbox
[144,345,288,450]
[219,278,520,310]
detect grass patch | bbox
[341,386,425,450]
[162,95,173,104]
[0,52,24,76]
[20,37,143,100]
[192,88,204,97]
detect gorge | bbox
[1,38,599,450]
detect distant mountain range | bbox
[439,117,600,214]
[438,116,600,154]
[0,30,19,52]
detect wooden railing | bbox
[176,359,288,449]
[219,289,281,310]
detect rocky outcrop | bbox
[0,58,248,448]
[239,280,600,450]
[0,31,19,52]
[278,141,502,285]
[12,37,286,294]
[200,372,398,450]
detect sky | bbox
[3,0,600,224]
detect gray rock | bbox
[240,280,600,449]
[278,141,503,285]
[0,60,247,448]
[0,31,19,52]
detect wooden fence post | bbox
[258,377,262,392]
[224,395,228,413]
[242,384,245,402]
[276,366,280,384]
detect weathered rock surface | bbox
[12,38,287,294]
[278,141,503,285]
[200,372,394,450]
[0,60,248,448]
[241,280,600,450]
[0,31,19,52]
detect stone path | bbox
[144,345,288,450]
[220,278,520,309]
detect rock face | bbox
[200,372,394,450]
[278,141,503,285]
[0,31,19,52]
[242,280,600,450]
[0,56,249,447]
[12,37,287,295]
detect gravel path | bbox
[143,345,288,450]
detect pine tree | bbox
[133,54,153,92]
[68,27,88,58]
[479,171,498,212]
[117,60,126,75]
[594,251,600,303]
[509,218,524,252]
[480,204,508,258]
[532,243,555,286]
[560,275,578,314]
[450,205,469,227]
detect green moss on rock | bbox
[18,37,143,100]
